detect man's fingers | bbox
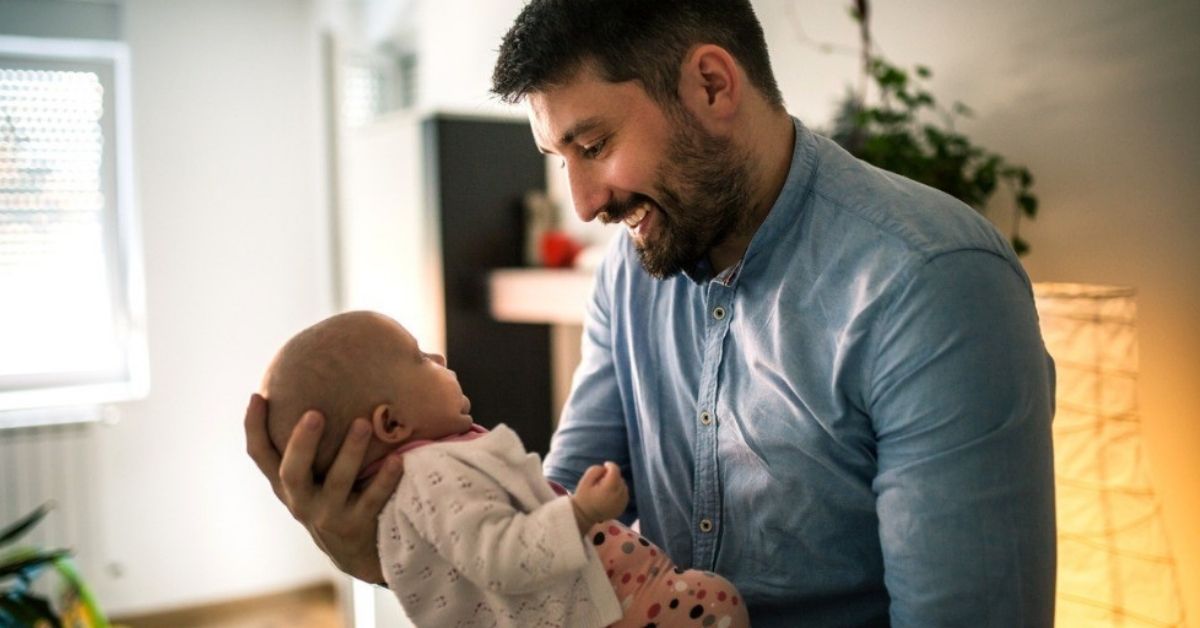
[279,410,324,509]
[356,454,404,518]
[244,394,283,496]
[323,418,372,499]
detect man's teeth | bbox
[624,206,649,229]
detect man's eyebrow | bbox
[559,117,604,146]
[535,117,605,155]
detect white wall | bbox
[87,0,338,615]
[340,114,446,368]
[410,0,1200,620]
[411,0,526,117]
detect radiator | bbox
[0,422,103,579]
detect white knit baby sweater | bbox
[377,424,623,628]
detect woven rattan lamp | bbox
[1034,283,1186,626]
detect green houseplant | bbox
[0,503,108,628]
[826,0,1039,255]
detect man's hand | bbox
[570,462,629,533]
[244,393,404,584]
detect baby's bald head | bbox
[260,311,406,478]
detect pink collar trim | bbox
[357,424,489,480]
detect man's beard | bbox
[601,109,756,279]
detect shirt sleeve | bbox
[542,244,637,522]
[867,249,1056,627]
[394,452,591,596]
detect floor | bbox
[109,581,344,628]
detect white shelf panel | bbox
[488,268,594,325]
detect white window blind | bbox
[0,36,147,427]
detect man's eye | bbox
[582,138,606,159]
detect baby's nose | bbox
[430,353,447,367]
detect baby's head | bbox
[260,311,473,479]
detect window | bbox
[0,36,147,428]
[339,49,418,128]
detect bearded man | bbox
[246,1,1057,625]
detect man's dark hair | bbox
[492,0,784,109]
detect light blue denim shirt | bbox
[544,119,1056,627]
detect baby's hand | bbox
[571,462,629,532]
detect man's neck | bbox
[707,108,796,272]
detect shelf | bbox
[488,268,594,325]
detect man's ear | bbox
[371,404,413,444]
[677,44,741,132]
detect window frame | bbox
[0,35,148,429]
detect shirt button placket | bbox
[694,288,731,567]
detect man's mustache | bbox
[597,193,656,225]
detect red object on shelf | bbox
[539,230,582,268]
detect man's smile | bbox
[599,198,661,243]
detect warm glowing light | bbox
[1035,283,1186,627]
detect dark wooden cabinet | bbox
[426,116,554,455]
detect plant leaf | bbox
[824,7,1038,256]
[1012,236,1030,256]
[1018,193,1039,218]
[0,502,53,547]
[0,548,72,579]
[974,163,997,197]
[52,555,110,627]
[1,592,61,627]
[0,596,37,626]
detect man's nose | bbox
[567,163,608,223]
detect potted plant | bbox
[826,0,1039,254]
[0,503,108,627]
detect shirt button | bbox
[699,411,713,426]
[712,306,726,320]
[699,518,713,533]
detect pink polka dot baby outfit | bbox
[590,521,749,628]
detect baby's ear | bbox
[371,404,412,443]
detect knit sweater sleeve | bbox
[395,450,592,595]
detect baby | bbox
[260,311,749,628]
